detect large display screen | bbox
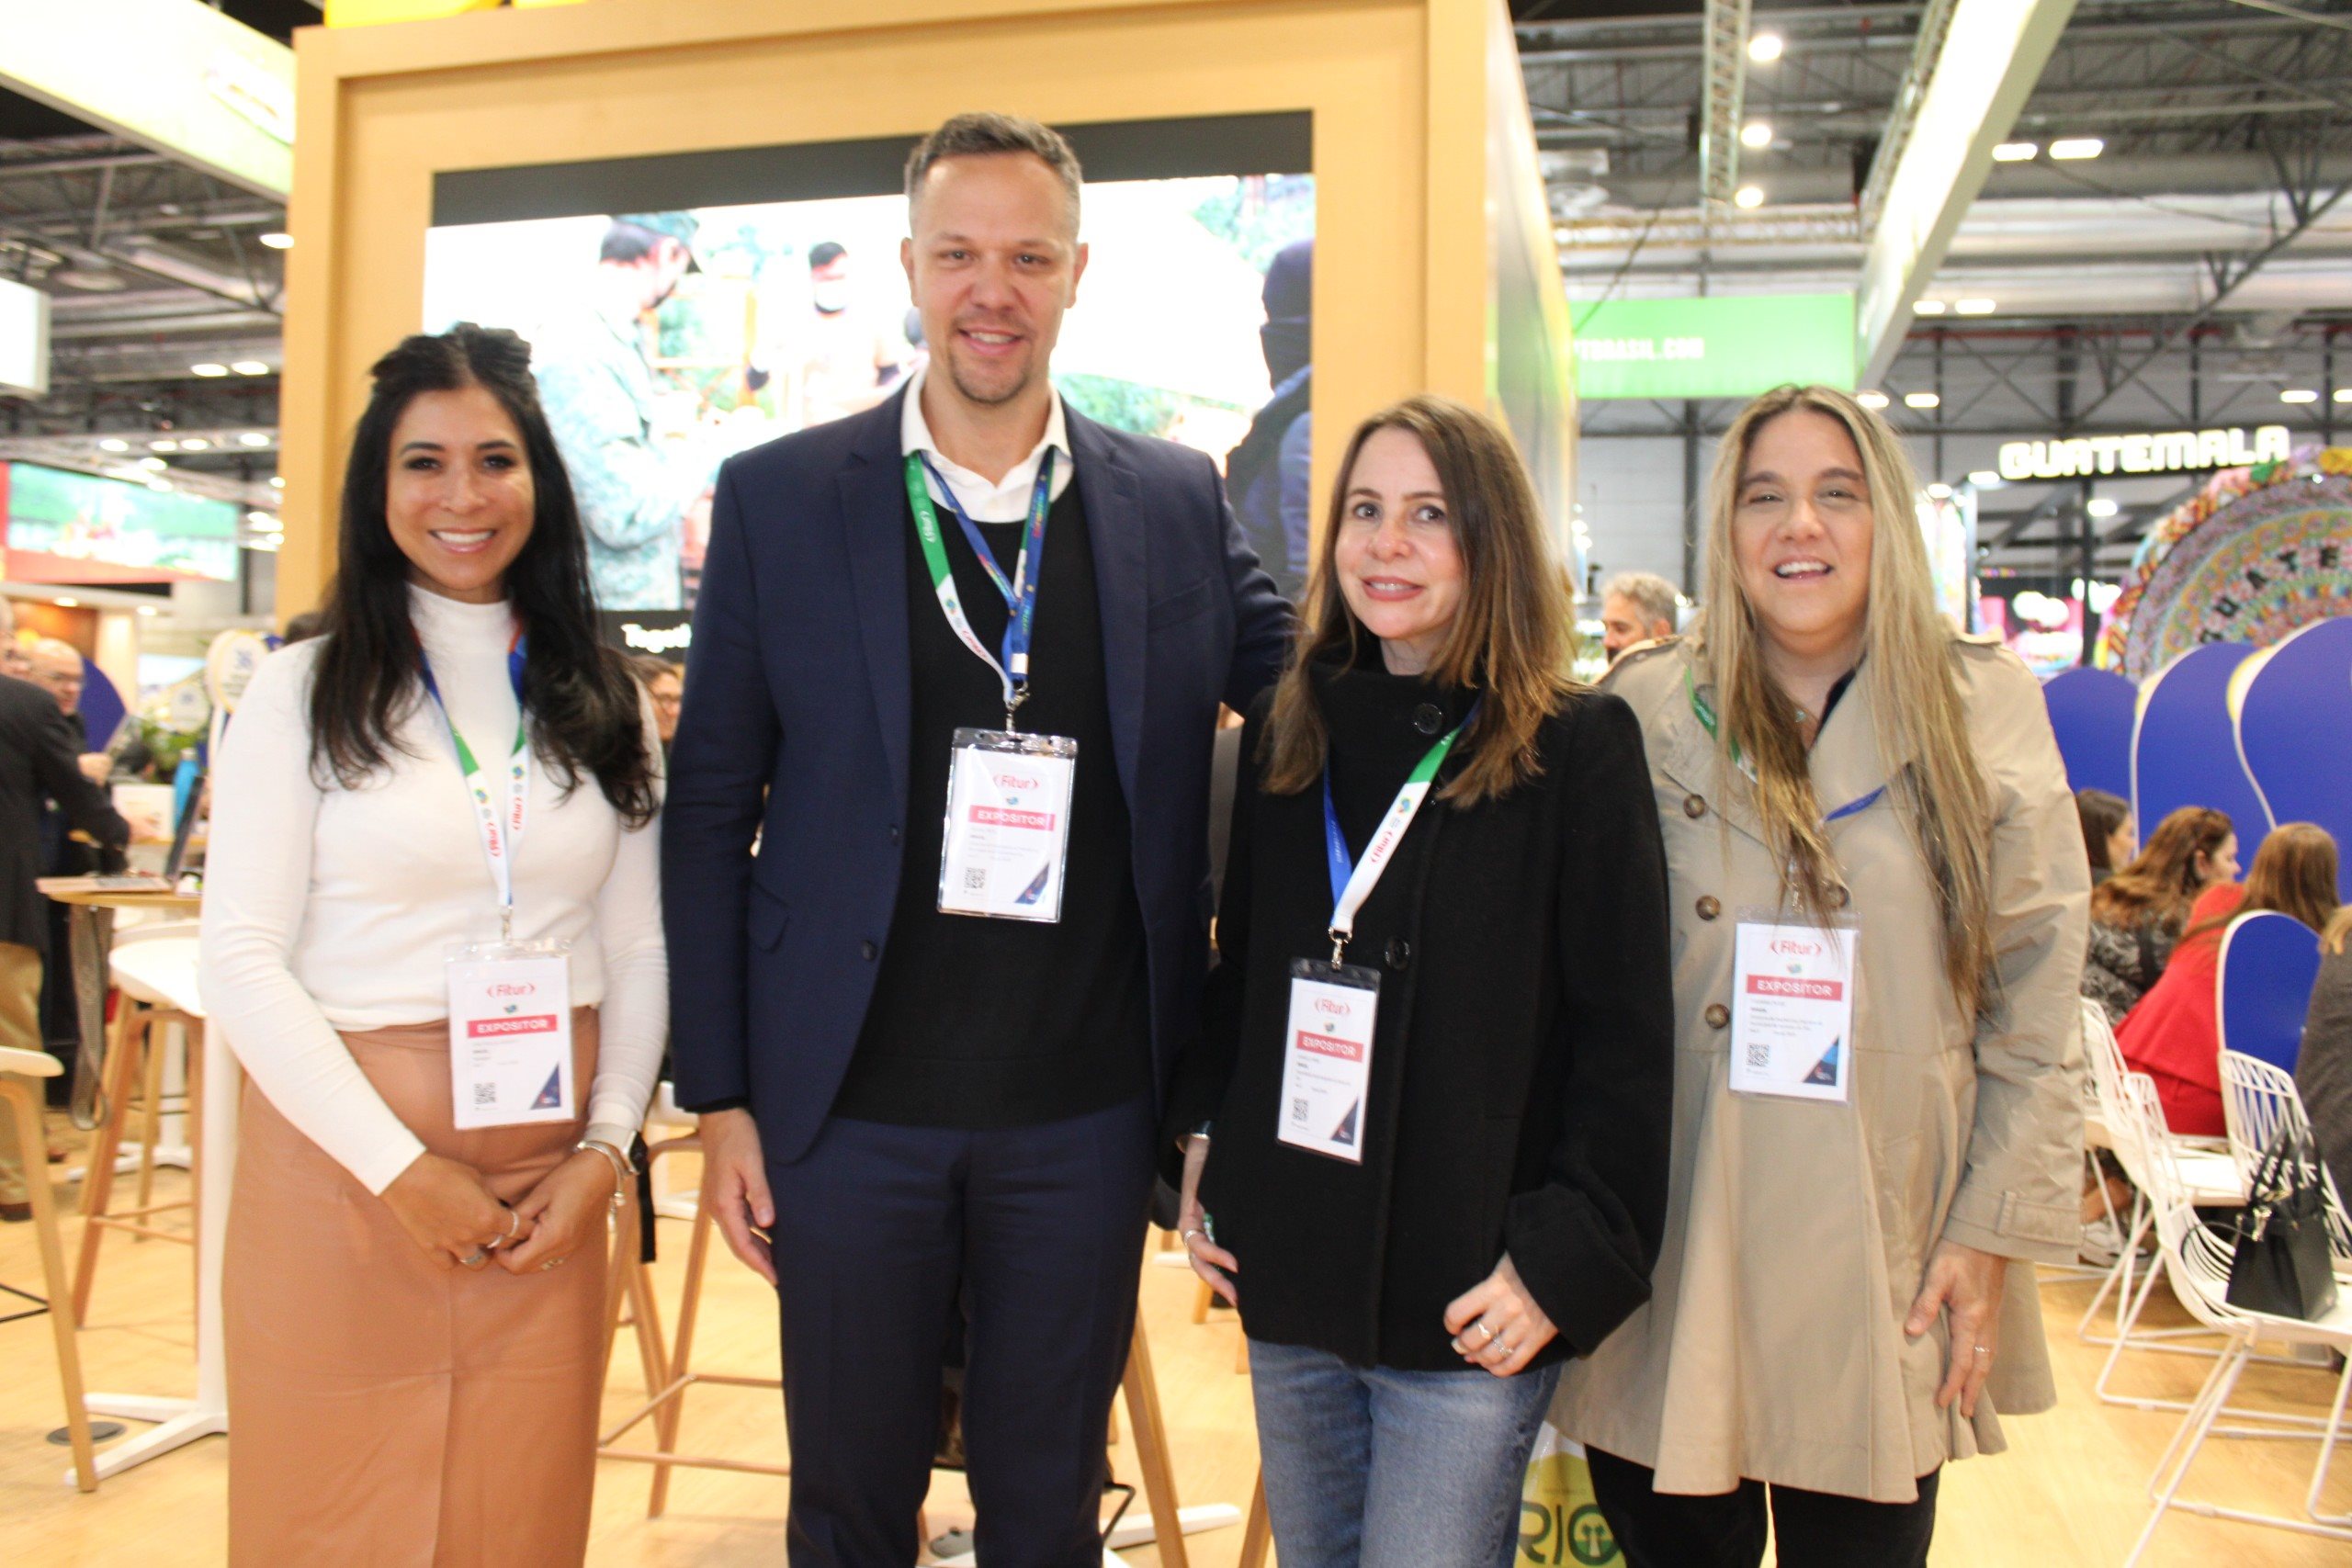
[1,461,240,584]
[422,120,1315,611]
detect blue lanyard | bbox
[915,450,1055,686]
[1320,702,1479,918]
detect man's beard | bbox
[945,347,1035,408]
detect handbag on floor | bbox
[2223,1120,2339,1322]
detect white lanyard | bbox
[420,635,530,942]
[1320,705,1475,964]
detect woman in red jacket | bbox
[2120,822,2340,1134]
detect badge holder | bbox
[936,727,1080,923]
[1726,905,1859,1103]
[1276,957,1382,1164]
[445,936,576,1130]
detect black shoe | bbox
[0,1199,30,1224]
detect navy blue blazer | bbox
[662,386,1293,1164]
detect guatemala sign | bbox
[1571,293,1856,401]
[1996,425,2293,481]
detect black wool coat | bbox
[1161,656,1675,1372]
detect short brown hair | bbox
[905,112,1082,233]
[1262,396,1580,808]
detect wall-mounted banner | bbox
[1570,293,1855,401]
[1997,425,2292,482]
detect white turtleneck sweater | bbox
[198,587,666,1194]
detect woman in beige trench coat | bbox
[1551,385,2089,1567]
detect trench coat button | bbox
[1829,885,1850,909]
[1411,703,1444,736]
[888,824,902,845]
[1696,896,1722,921]
[860,940,877,961]
[1682,793,1707,818]
[1704,1002,1730,1030]
[1385,937,1412,971]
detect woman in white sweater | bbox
[198,324,666,1566]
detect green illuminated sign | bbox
[1570,293,1856,400]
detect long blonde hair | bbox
[1262,396,1578,807]
[1700,384,1996,1016]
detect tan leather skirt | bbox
[224,1009,605,1567]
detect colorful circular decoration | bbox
[2099,446,2352,681]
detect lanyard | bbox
[419,628,530,941]
[1320,705,1476,965]
[1685,666,1883,824]
[904,449,1055,729]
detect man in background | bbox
[28,638,107,783]
[0,601,129,1219]
[755,240,910,429]
[535,211,721,611]
[1225,238,1312,602]
[1599,570,1679,665]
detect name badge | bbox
[446,941,575,1129]
[1276,959,1380,1163]
[1728,914,1857,1102]
[937,728,1078,922]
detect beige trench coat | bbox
[1551,634,2089,1504]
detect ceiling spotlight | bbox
[2279,389,2319,404]
[269,475,286,489]
[97,437,130,453]
[150,439,180,452]
[230,360,271,377]
[1856,390,1891,410]
[239,432,271,447]
[179,437,210,451]
[139,456,169,471]
[54,597,80,609]
[1733,184,1765,209]
[1927,482,1953,499]
[245,511,281,529]
[1748,30,1784,63]
[1991,141,2039,163]
[146,479,174,493]
[190,362,230,378]
[1914,299,1949,316]
[1740,120,1773,150]
[2335,389,2352,404]
[2086,498,2120,518]
[1904,391,1941,410]
[1953,299,1996,316]
[2049,137,2105,161]
[1968,470,2002,488]
[136,605,161,617]
[258,231,293,250]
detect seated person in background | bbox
[2075,788,2132,886]
[2082,806,2234,1030]
[2298,908,2352,1199]
[2120,822,2338,1137]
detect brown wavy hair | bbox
[2184,821,2340,943]
[1261,396,1578,807]
[2090,806,2233,930]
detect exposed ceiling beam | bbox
[1699,0,1755,211]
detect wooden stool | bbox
[2,1045,99,1492]
[599,1132,791,1517]
[1239,1472,1271,1568]
[74,929,206,1323]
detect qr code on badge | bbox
[1291,1097,1309,1124]
[472,1082,497,1107]
[1745,1042,1770,1069]
[963,866,988,892]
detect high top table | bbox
[36,878,232,1484]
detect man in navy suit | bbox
[663,112,1292,1566]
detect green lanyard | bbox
[1685,664,1750,777]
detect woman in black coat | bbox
[1164,395,1674,1568]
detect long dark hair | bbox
[2075,788,2130,877]
[2091,806,2231,931]
[307,324,657,827]
[1262,395,1579,808]
[2182,821,2339,944]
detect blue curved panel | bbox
[2236,616,2352,901]
[2133,643,2269,851]
[2041,667,2137,799]
[2218,911,2322,1074]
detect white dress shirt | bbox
[899,362,1076,522]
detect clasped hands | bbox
[380,1149,618,1275]
[1175,1134,1559,1378]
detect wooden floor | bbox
[3,1113,2346,1566]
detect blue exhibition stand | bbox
[2042,667,2137,799]
[2217,910,2323,1075]
[2234,616,2352,902]
[2132,643,2271,851]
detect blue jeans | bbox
[1249,1337,1561,1568]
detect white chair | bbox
[2220,1049,2352,1266]
[2125,1073,2352,1562]
[0,1045,99,1492]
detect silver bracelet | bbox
[574,1137,633,1213]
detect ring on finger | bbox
[458,1248,488,1269]
[1973,1344,1992,1359]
